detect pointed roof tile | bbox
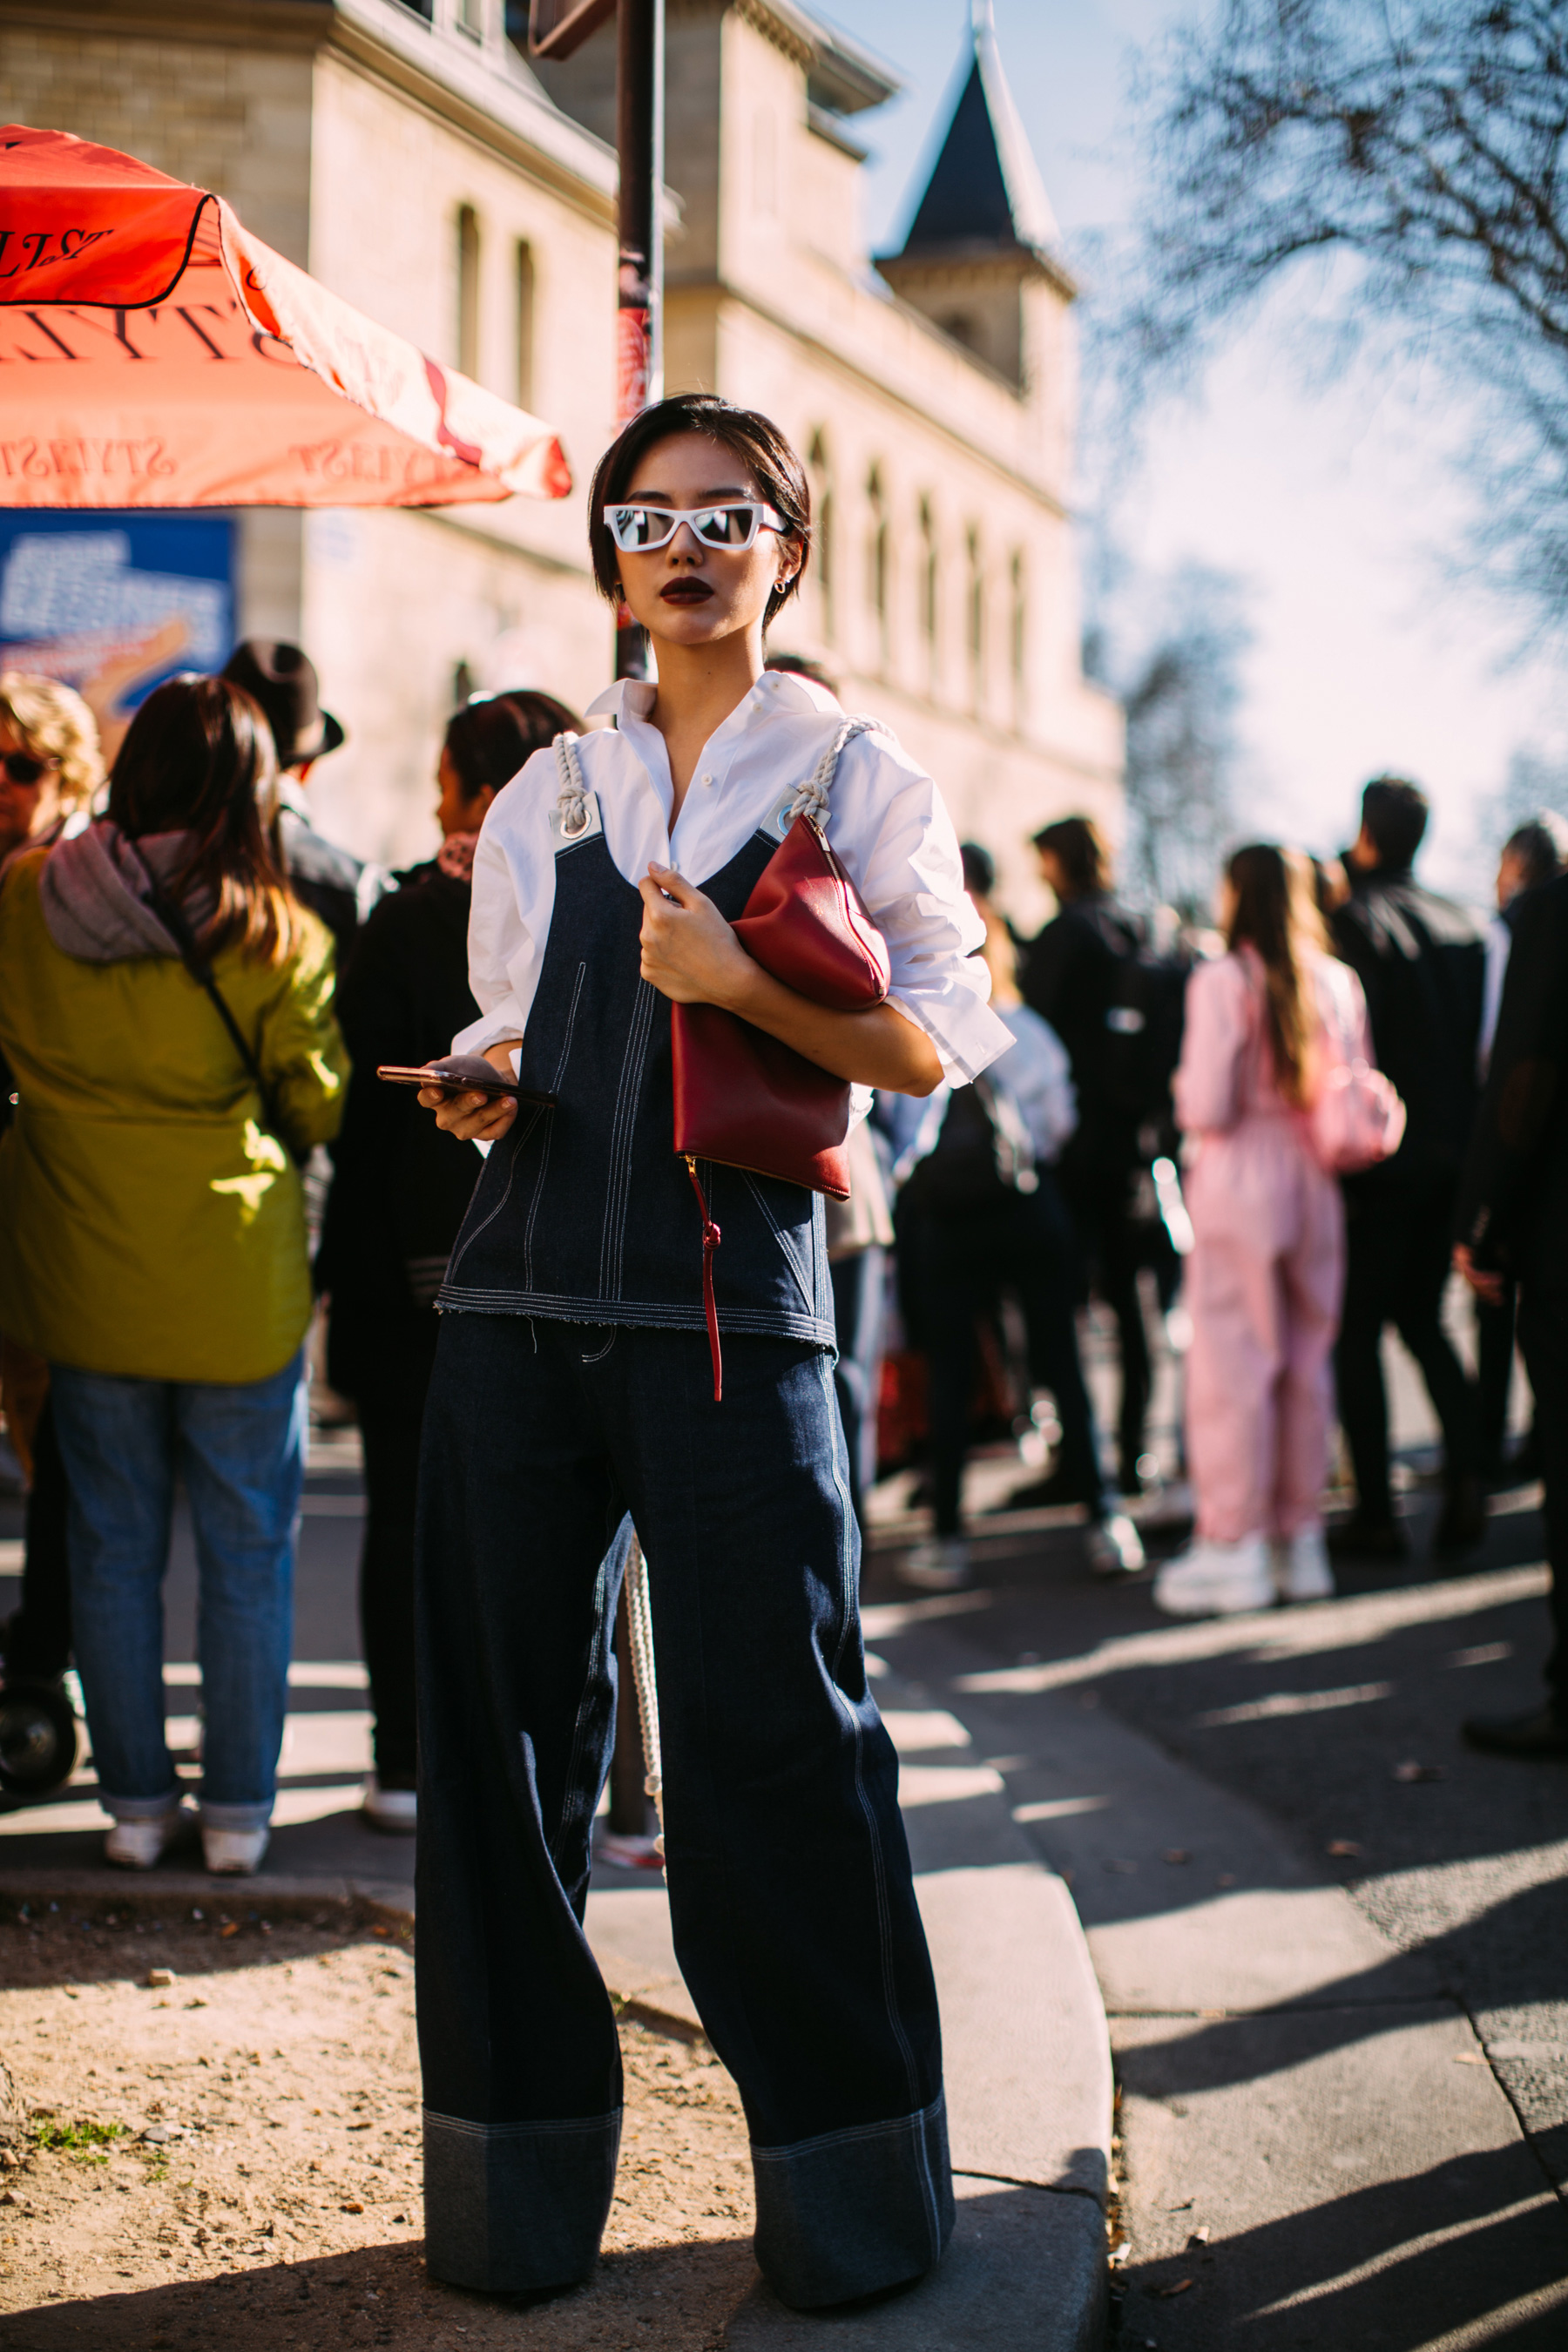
[892,0,1058,260]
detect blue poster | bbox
[0,511,234,718]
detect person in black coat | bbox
[316,689,581,1828]
[221,639,389,960]
[1454,870,1568,1756]
[1018,815,1152,1493]
[1328,776,1485,1560]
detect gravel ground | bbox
[0,1903,759,2349]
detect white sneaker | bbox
[1085,1512,1146,1576]
[901,1536,970,1592]
[201,1824,269,1876]
[105,1805,186,1871]
[1273,1524,1335,1604]
[1153,1534,1274,1619]
[362,1776,417,1835]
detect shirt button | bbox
[702,772,714,786]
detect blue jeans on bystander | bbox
[49,1350,308,1832]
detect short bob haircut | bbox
[444,690,583,802]
[1031,814,1111,901]
[587,393,810,628]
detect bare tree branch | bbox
[1124,2,1568,621]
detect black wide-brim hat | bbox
[221,639,345,768]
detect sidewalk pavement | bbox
[859,1496,1568,2349]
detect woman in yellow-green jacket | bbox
[0,674,347,1877]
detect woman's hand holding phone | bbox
[417,1042,523,1141]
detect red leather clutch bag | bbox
[670,806,890,1201]
[661,713,892,1398]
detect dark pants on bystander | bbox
[3,1396,71,1681]
[829,1245,884,1535]
[926,1179,1104,1537]
[1058,1157,1151,1490]
[331,1307,436,1788]
[414,1312,951,2308]
[1517,1267,1568,1715]
[1335,1173,1479,1523]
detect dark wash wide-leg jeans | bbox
[414,1313,952,2308]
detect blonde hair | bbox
[0,672,105,814]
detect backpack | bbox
[1102,943,1190,1123]
[901,1077,1038,1215]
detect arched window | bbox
[918,496,938,682]
[966,527,984,713]
[866,465,889,672]
[515,240,536,409]
[456,204,481,380]
[808,431,834,644]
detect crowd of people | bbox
[0,387,1562,2307]
[0,637,1558,1886]
[884,779,1565,1760]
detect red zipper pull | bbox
[684,1154,723,1402]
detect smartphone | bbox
[377,1054,554,1108]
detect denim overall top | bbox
[436,730,876,1351]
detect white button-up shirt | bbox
[454,669,1010,1087]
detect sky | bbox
[821,0,1568,901]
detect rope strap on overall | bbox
[783,713,879,828]
[553,731,591,836]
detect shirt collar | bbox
[584,669,843,726]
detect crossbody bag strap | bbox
[123,840,294,1158]
[784,713,880,829]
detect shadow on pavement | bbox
[0,2234,762,2350]
[1114,2141,1568,2349]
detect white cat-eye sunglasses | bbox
[604,500,787,552]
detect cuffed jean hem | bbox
[100,1787,183,1824]
[422,2107,622,2293]
[198,1798,274,1834]
[751,2090,955,2309]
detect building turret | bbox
[876,0,1073,395]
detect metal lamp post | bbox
[530,0,665,677]
[529,0,668,1846]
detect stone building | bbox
[1,0,1119,902]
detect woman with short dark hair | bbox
[0,673,347,1876]
[412,394,1009,2308]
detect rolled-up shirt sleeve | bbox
[450,756,555,1057]
[829,730,1011,1085]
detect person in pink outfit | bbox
[1156,844,1373,1618]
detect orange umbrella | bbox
[0,125,572,508]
